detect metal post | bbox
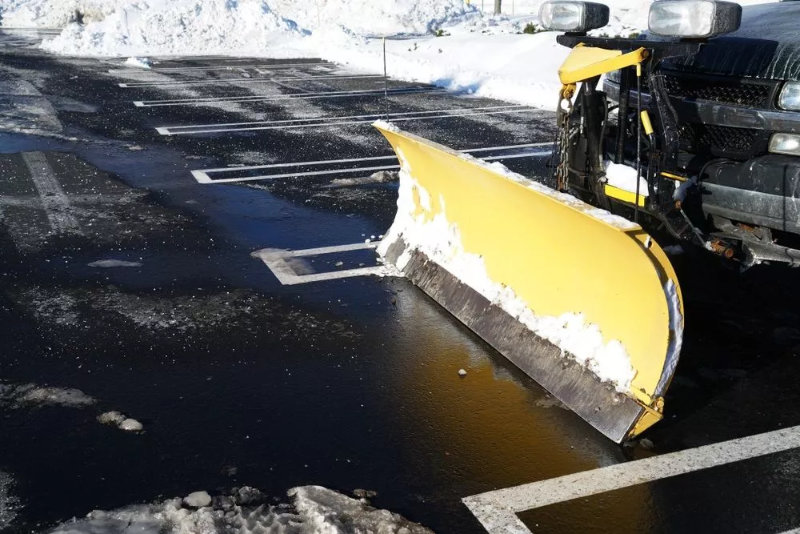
[383,37,389,120]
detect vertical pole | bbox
[494,0,502,15]
[383,36,389,120]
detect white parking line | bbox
[118,73,383,88]
[157,105,536,136]
[133,87,445,107]
[251,242,389,285]
[149,61,330,72]
[21,152,82,235]
[462,425,800,534]
[192,143,553,184]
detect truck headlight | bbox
[648,1,741,39]
[778,82,800,111]
[769,133,800,157]
[539,1,609,33]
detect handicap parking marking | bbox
[462,424,800,534]
[132,86,446,107]
[251,241,389,285]
[191,143,553,184]
[156,105,537,136]
[118,73,384,88]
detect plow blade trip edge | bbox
[375,123,684,442]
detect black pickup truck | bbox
[600,0,800,266]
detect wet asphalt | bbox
[1,29,800,534]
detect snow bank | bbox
[41,0,308,58]
[49,485,433,534]
[0,0,128,28]
[10,0,773,109]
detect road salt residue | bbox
[0,471,21,531]
[87,259,143,268]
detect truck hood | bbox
[665,2,800,81]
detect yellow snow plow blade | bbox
[375,123,684,443]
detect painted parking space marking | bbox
[149,61,331,72]
[133,86,446,107]
[462,424,800,534]
[251,241,388,285]
[191,142,553,184]
[157,105,536,136]
[21,152,82,235]
[118,73,383,88]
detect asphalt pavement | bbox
[1,29,800,534]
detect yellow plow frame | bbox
[375,124,683,442]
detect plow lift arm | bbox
[374,1,741,442]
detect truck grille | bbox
[680,124,764,157]
[663,73,773,108]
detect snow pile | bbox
[49,485,433,534]
[0,0,128,29]
[377,141,638,391]
[42,0,308,58]
[273,0,478,36]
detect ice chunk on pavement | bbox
[183,491,211,508]
[119,418,143,432]
[97,411,126,426]
[124,57,151,69]
[98,411,143,432]
[291,485,433,533]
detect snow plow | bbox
[373,0,776,442]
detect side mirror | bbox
[539,1,610,33]
[648,1,741,39]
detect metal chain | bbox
[555,92,573,192]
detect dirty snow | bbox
[0,382,96,408]
[378,149,638,391]
[49,485,432,534]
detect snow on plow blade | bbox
[375,122,684,443]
